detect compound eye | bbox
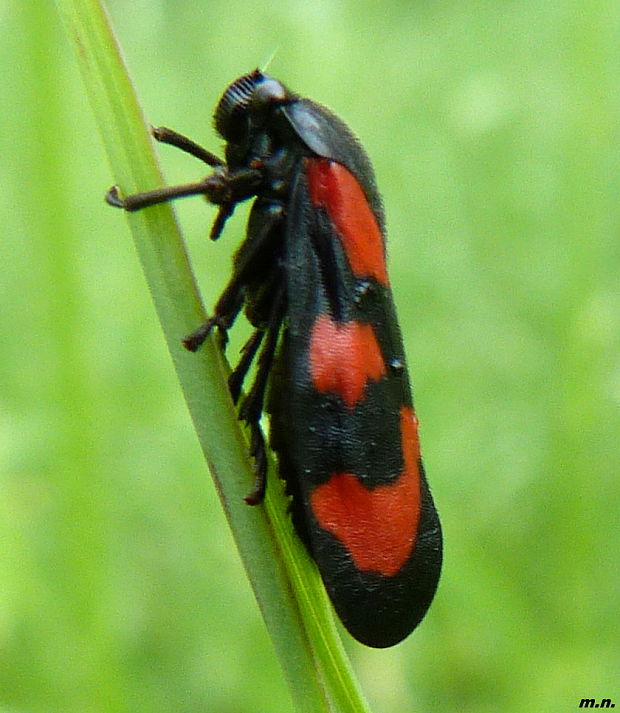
[252,77,287,108]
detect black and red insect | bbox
[107,70,442,648]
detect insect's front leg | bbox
[105,165,262,215]
[150,126,224,167]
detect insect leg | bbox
[238,283,286,505]
[106,165,261,216]
[183,204,284,351]
[228,330,265,404]
[105,180,217,211]
[151,126,224,167]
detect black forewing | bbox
[282,99,385,229]
[268,161,442,647]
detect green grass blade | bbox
[54,1,372,711]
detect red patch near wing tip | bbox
[309,315,386,408]
[310,407,422,576]
[306,158,389,286]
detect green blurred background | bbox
[2,1,619,711]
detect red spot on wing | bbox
[310,407,422,577]
[306,158,389,286]
[309,315,386,408]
